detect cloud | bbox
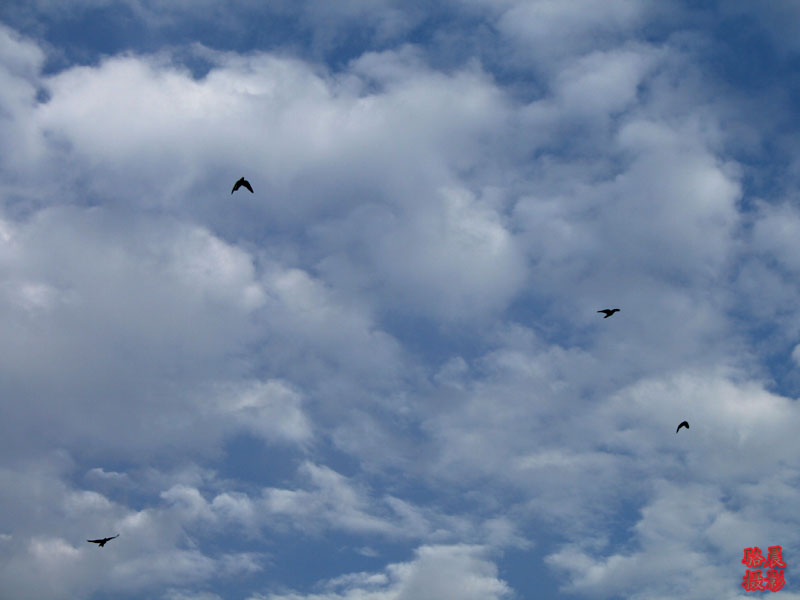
[216,380,312,444]
[719,0,800,55]
[159,461,431,539]
[164,591,225,600]
[251,544,510,600]
[545,478,795,599]
[0,457,266,600]
[321,185,527,321]
[489,0,660,73]
[0,23,47,172]
[1,4,800,600]
[0,206,316,460]
[10,40,528,326]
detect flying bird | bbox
[676,421,689,433]
[87,534,119,547]
[598,308,620,318]
[231,177,254,194]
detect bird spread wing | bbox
[231,181,241,194]
[88,535,118,544]
[242,180,254,193]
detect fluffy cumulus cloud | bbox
[0,457,264,600]
[251,545,510,600]
[1,1,800,599]
[159,461,424,538]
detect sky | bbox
[1,1,800,599]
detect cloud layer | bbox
[1,2,800,598]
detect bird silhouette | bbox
[676,421,689,433]
[598,308,620,318]
[87,534,119,547]
[231,177,253,194]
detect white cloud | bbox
[251,545,510,600]
[85,467,130,484]
[0,455,268,600]
[545,477,796,598]
[216,379,312,444]
[17,41,528,322]
[357,185,527,320]
[554,45,660,117]
[1,4,800,600]
[0,207,302,459]
[156,461,411,537]
[491,0,660,73]
[154,460,516,550]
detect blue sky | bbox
[1,1,800,599]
